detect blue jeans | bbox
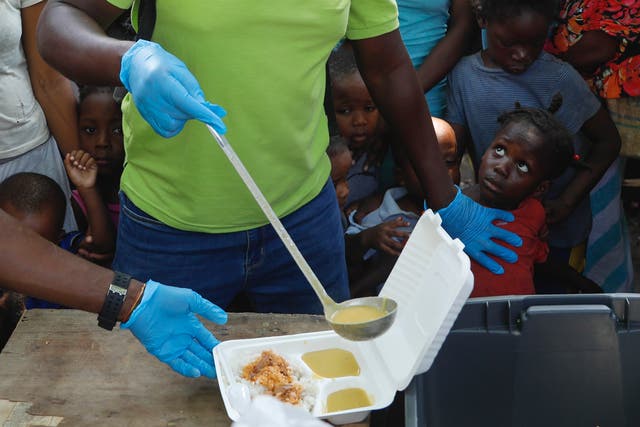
[113,181,349,314]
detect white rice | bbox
[234,350,318,413]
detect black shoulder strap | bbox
[324,61,338,136]
[136,0,157,41]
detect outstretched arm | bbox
[0,209,227,378]
[352,30,456,210]
[0,208,135,315]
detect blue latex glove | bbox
[120,39,227,138]
[121,280,227,378]
[436,187,523,275]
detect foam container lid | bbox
[214,210,474,424]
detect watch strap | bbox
[98,272,132,330]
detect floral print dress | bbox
[545,0,640,98]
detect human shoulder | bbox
[533,51,584,82]
[513,197,546,225]
[449,52,482,77]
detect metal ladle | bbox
[207,125,397,341]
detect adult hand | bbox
[121,280,228,378]
[120,40,227,138]
[436,187,522,274]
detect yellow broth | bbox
[326,388,372,413]
[301,348,360,378]
[331,305,386,324]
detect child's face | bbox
[330,150,352,210]
[432,117,460,185]
[78,92,125,178]
[1,203,63,243]
[332,73,380,151]
[440,137,460,185]
[477,121,550,210]
[482,11,550,74]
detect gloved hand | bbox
[436,187,523,274]
[121,280,227,378]
[120,39,227,138]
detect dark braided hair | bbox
[478,0,560,23]
[497,93,574,179]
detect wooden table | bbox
[0,310,366,426]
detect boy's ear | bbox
[532,180,551,199]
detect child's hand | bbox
[77,234,114,266]
[64,150,97,189]
[361,217,411,256]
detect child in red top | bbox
[464,95,600,296]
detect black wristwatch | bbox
[97,272,132,330]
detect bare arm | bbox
[416,0,477,93]
[37,0,132,85]
[0,209,141,321]
[64,151,116,257]
[22,2,79,154]
[545,107,621,224]
[352,30,456,210]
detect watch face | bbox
[110,285,128,296]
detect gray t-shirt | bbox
[446,51,601,247]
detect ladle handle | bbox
[206,125,335,308]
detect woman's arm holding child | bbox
[544,107,621,224]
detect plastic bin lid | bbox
[360,210,474,391]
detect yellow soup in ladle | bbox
[301,348,360,378]
[331,305,386,324]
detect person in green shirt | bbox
[37,0,522,314]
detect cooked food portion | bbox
[241,350,303,405]
[331,305,386,324]
[326,387,372,413]
[302,348,360,378]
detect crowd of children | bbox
[2,0,637,353]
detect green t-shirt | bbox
[109,0,398,233]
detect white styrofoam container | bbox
[214,210,474,424]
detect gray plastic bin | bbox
[405,294,640,427]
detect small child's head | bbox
[477,94,574,210]
[0,173,66,243]
[327,136,352,210]
[328,41,380,152]
[77,85,125,179]
[477,0,558,74]
[392,116,460,197]
[432,117,460,185]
